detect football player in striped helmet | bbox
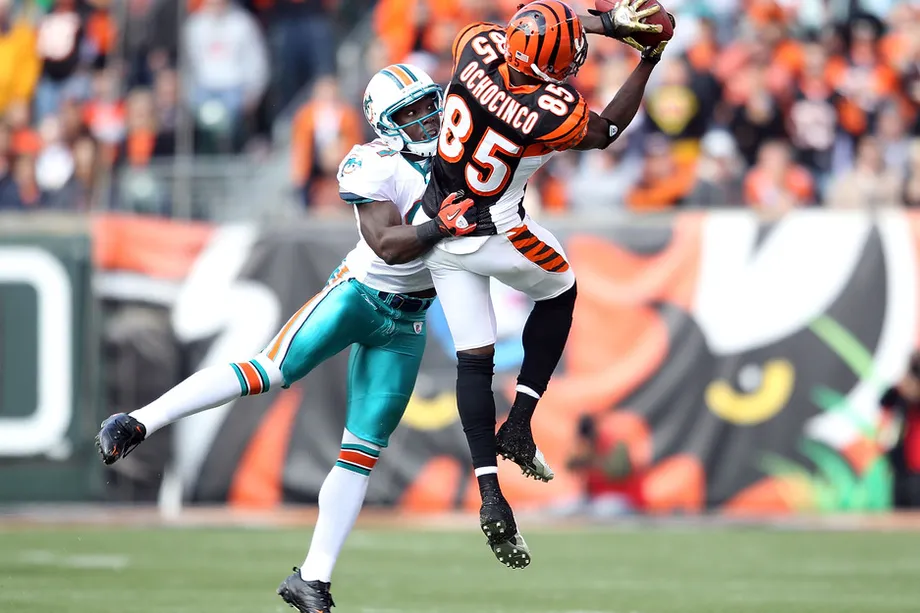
[94,64,477,613]
[407,0,675,570]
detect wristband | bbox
[416,220,444,245]
[599,11,616,37]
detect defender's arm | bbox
[358,201,433,266]
[357,192,477,266]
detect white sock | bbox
[300,430,380,583]
[130,355,282,436]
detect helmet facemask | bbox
[376,86,444,157]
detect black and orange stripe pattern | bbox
[507,225,570,272]
[538,94,589,151]
[452,22,497,69]
[503,1,588,83]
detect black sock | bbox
[456,352,497,471]
[508,392,539,425]
[515,283,577,412]
[477,472,501,499]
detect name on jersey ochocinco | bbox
[458,60,540,135]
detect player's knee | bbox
[457,349,494,373]
[458,343,495,359]
[539,282,576,313]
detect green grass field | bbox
[2,524,919,613]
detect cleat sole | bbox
[480,519,531,570]
[497,450,553,483]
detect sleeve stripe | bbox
[540,98,589,146]
[340,191,376,204]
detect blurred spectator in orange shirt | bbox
[290,76,362,209]
[82,66,126,164]
[0,0,40,116]
[116,88,176,167]
[716,2,802,104]
[6,100,42,157]
[373,0,519,67]
[744,138,814,213]
[879,3,919,74]
[827,16,899,142]
[625,135,697,212]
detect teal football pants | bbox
[261,266,431,447]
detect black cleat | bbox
[95,413,146,465]
[277,567,335,612]
[480,495,531,570]
[496,419,554,482]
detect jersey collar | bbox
[402,155,431,178]
[499,64,541,94]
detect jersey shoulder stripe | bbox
[452,21,503,69]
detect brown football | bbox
[594,0,674,48]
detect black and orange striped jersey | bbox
[420,21,590,235]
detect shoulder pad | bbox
[337,142,399,204]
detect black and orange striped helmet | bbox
[504,1,588,84]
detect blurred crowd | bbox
[4,0,920,214]
[298,0,920,214]
[0,0,344,212]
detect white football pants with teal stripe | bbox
[260,265,430,448]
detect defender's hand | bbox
[589,0,663,44]
[435,191,477,237]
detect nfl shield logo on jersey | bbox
[413,321,423,334]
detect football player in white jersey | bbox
[94,64,476,613]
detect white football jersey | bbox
[337,139,433,294]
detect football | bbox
[594,0,674,49]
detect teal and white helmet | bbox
[363,64,443,157]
